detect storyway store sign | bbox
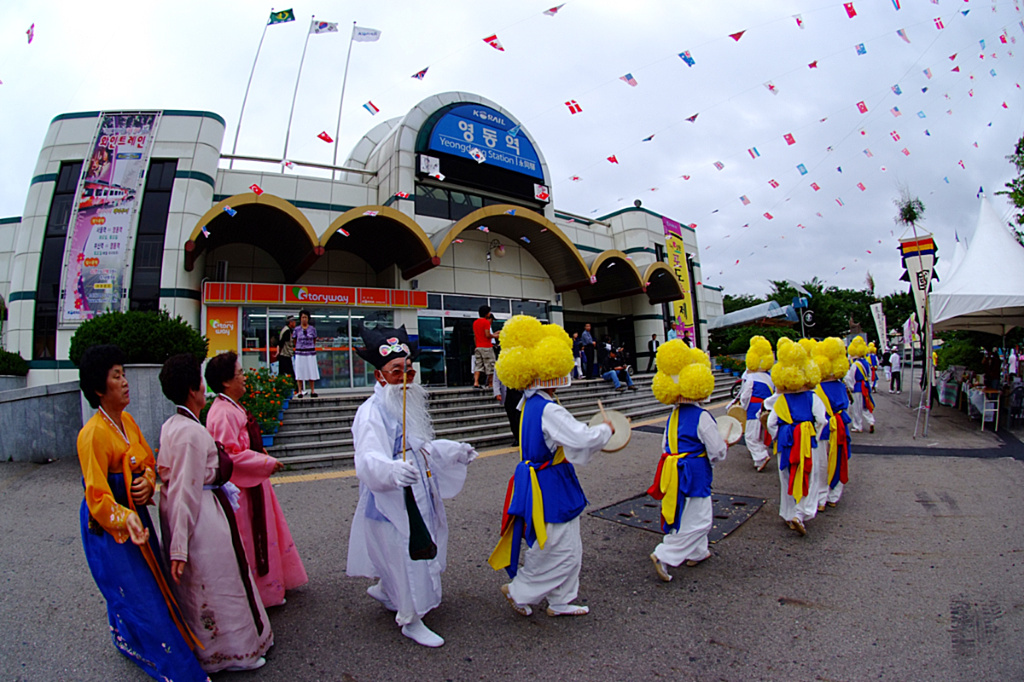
[59,111,161,326]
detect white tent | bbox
[930,197,1024,335]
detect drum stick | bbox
[598,399,608,423]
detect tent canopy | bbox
[930,197,1024,335]
[708,300,797,331]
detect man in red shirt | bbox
[473,305,497,389]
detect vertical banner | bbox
[59,112,161,326]
[206,306,240,357]
[662,217,695,340]
[898,235,937,327]
[869,302,887,351]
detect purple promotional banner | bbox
[60,112,160,325]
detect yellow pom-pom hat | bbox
[813,337,849,381]
[494,315,575,390]
[848,336,869,359]
[745,335,775,372]
[770,337,819,392]
[651,340,714,405]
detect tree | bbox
[722,293,764,314]
[995,133,1024,246]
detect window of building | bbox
[34,161,82,359]
[129,159,177,311]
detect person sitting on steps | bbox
[600,349,636,392]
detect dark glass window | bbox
[414,185,450,219]
[513,300,549,321]
[426,293,442,310]
[443,294,489,312]
[34,161,82,360]
[130,159,176,310]
[487,298,511,314]
[449,191,483,220]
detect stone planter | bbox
[124,364,175,453]
[1,381,82,462]
[0,375,28,392]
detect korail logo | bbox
[210,319,235,336]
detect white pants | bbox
[745,418,769,467]
[365,517,443,626]
[849,393,875,431]
[815,441,846,506]
[507,517,582,607]
[778,463,818,524]
[652,496,712,566]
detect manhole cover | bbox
[589,492,766,543]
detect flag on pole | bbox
[202,226,211,238]
[891,107,902,117]
[619,73,638,87]
[26,23,34,43]
[892,0,901,9]
[317,131,333,143]
[844,3,857,18]
[729,30,746,41]
[769,178,779,187]
[714,161,725,170]
[797,164,808,174]
[249,183,264,195]
[607,155,619,164]
[224,206,237,217]
[857,101,868,113]
[363,101,379,115]
[543,4,565,16]
[794,15,805,28]
[483,34,505,51]
[748,147,760,158]
[642,134,655,142]
[685,113,699,122]
[740,195,751,205]
[269,9,295,24]
[312,21,338,34]
[857,182,866,190]
[784,133,796,145]
[353,26,381,41]
[923,68,932,78]
[679,51,696,66]
[855,43,867,55]
[808,60,818,68]
[811,182,820,191]
[765,81,778,95]
[934,17,944,29]
[411,67,428,80]
[565,100,582,114]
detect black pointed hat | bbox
[356,325,418,370]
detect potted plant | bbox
[69,310,208,449]
[0,348,29,392]
[240,367,293,448]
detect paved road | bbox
[2,389,1023,681]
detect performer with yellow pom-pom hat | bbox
[737,336,775,472]
[765,338,827,536]
[811,338,853,510]
[646,340,728,582]
[845,337,875,433]
[488,315,613,618]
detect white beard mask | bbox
[380,381,435,444]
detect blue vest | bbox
[663,404,713,500]
[506,394,588,530]
[818,380,852,441]
[853,358,871,393]
[747,378,774,420]
[773,391,818,459]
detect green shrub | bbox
[936,338,984,373]
[0,348,29,376]
[69,310,208,366]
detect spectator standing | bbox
[889,348,902,394]
[472,305,498,389]
[278,315,296,382]
[293,310,319,398]
[581,323,597,378]
[646,334,660,372]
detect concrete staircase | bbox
[268,370,739,469]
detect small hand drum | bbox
[588,409,632,452]
[716,415,744,446]
[727,405,748,424]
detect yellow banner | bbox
[664,231,694,337]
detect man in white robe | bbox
[346,326,477,648]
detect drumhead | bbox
[588,409,631,451]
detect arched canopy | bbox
[321,205,438,278]
[184,193,321,281]
[642,262,686,305]
[578,250,645,305]
[435,205,590,292]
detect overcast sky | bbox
[2,0,1022,299]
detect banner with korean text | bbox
[662,217,695,340]
[59,111,161,326]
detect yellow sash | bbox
[774,394,813,502]
[814,385,840,485]
[655,406,703,528]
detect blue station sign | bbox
[427,104,543,180]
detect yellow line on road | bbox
[269,398,732,486]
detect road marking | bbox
[269,398,732,486]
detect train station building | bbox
[0,92,722,389]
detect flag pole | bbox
[229,12,272,169]
[282,16,314,171]
[332,22,357,181]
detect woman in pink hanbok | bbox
[158,354,273,673]
[205,352,307,608]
